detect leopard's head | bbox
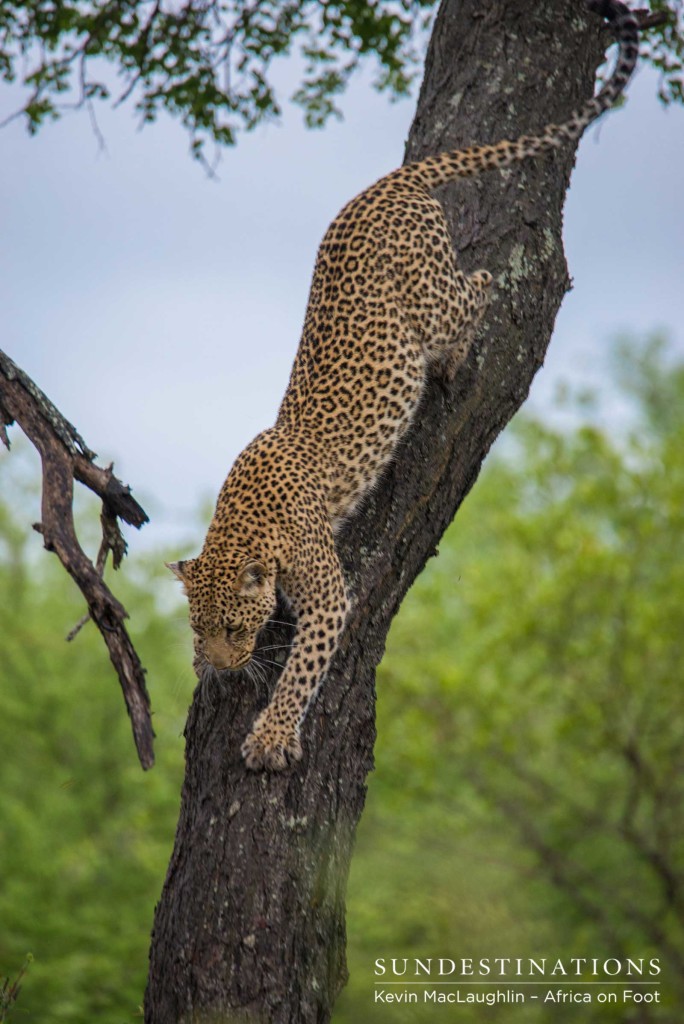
[168,553,276,672]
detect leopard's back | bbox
[276,177,468,521]
[275,0,638,523]
[175,0,640,772]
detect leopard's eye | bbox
[225,622,239,637]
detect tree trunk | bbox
[145,1,606,1021]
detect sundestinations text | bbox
[374,957,661,978]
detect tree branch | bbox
[0,350,154,770]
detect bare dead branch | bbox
[0,349,154,770]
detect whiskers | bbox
[245,658,267,695]
[198,662,221,712]
[168,661,198,701]
[252,637,297,670]
[252,654,286,671]
[196,633,296,712]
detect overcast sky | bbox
[2,46,683,555]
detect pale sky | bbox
[2,48,683,555]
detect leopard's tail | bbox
[397,0,638,191]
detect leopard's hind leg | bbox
[438,268,493,381]
[409,259,493,379]
[393,191,493,378]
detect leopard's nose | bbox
[207,652,231,671]
[204,636,232,670]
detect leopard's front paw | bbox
[241,712,302,772]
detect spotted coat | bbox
[170,0,638,770]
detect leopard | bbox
[169,0,639,771]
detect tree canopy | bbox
[0,0,433,160]
[0,0,682,161]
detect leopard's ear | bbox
[235,560,267,596]
[166,559,195,594]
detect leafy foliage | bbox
[337,335,684,1022]
[1,2,682,160]
[0,464,189,1022]
[0,0,434,161]
[0,337,683,1021]
[642,0,684,104]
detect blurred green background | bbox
[1,337,682,1022]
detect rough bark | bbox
[145,1,610,1020]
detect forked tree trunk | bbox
[145,1,607,1020]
